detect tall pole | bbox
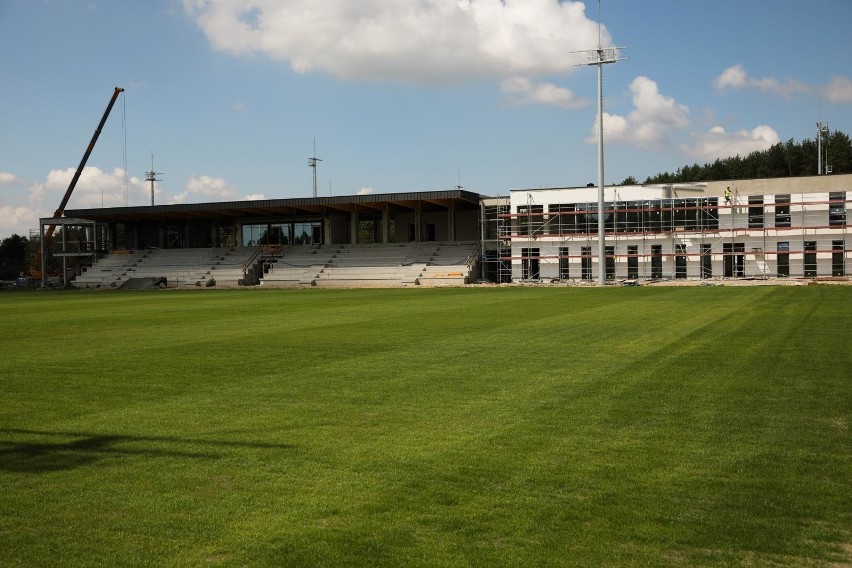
[596,55,606,286]
[308,139,321,198]
[817,122,827,175]
[145,153,162,206]
[576,2,624,286]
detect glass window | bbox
[218,225,236,248]
[577,203,594,235]
[605,246,615,279]
[651,245,663,279]
[627,245,639,279]
[700,198,719,230]
[804,241,817,277]
[829,192,846,226]
[581,246,592,280]
[623,201,641,233]
[644,201,661,233]
[559,246,570,280]
[518,205,544,236]
[675,244,687,279]
[242,224,267,247]
[775,195,791,228]
[832,240,845,277]
[603,202,615,234]
[748,196,764,228]
[777,242,790,277]
[700,244,712,278]
[522,247,540,280]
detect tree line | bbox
[0,234,31,280]
[620,129,852,185]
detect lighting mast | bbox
[145,153,162,207]
[308,139,322,198]
[817,122,828,175]
[577,0,625,286]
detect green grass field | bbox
[0,286,850,567]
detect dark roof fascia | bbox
[66,189,483,219]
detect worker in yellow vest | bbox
[724,186,732,205]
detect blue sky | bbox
[2,0,851,237]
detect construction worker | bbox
[724,186,732,205]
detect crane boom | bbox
[30,86,124,281]
[51,86,125,228]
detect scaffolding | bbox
[480,196,511,283]
[491,190,849,282]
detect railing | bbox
[465,242,481,268]
[241,245,269,272]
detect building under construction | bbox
[481,174,849,283]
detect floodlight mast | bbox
[817,122,828,175]
[578,42,625,286]
[144,153,162,206]
[570,1,627,286]
[308,139,322,198]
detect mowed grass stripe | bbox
[0,287,849,567]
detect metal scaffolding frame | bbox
[494,191,849,282]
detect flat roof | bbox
[64,189,483,223]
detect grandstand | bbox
[72,241,479,288]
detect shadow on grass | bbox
[0,429,297,473]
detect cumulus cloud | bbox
[357,187,374,195]
[822,76,852,104]
[169,175,262,203]
[172,175,239,203]
[183,0,606,83]
[684,125,780,162]
[501,77,589,108]
[29,166,147,212]
[0,206,35,236]
[715,64,810,99]
[1,166,148,235]
[591,76,689,149]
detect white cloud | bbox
[715,64,810,99]
[591,76,689,149]
[232,102,247,112]
[171,176,261,203]
[29,166,147,213]
[357,187,374,195]
[0,206,35,236]
[501,76,589,108]
[173,175,239,203]
[183,0,607,83]
[684,125,780,162]
[823,76,852,104]
[0,166,147,236]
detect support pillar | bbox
[350,211,358,244]
[382,207,390,243]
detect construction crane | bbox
[29,86,124,282]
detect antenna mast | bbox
[145,153,162,206]
[308,139,322,198]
